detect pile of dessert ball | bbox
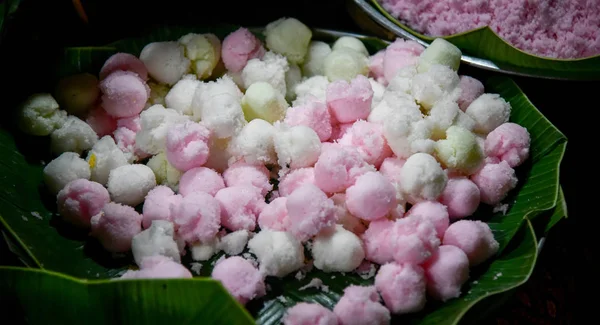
[18,17,530,325]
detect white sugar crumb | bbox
[331,275,336,279]
[493,203,509,215]
[31,212,43,220]
[21,215,28,221]
[295,271,305,280]
[492,272,503,280]
[218,230,250,256]
[190,262,203,275]
[276,296,288,303]
[299,278,328,292]
[472,281,478,285]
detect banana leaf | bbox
[367,0,600,79]
[0,27,567,324]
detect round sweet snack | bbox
[470,160,518,205]
[90,202,143,253]
[465,93,511,135]
[382,39,425,83]
[257,197,291,231]
[484,122,531,168]
[264,17,312,64]
[438,177,480,219]
[338,121,392,168]
[361,218,396,265]
[457,75,484,112]
[131,220,181,266]
[345,171,396,221]
[423,245,470,302]
[326,75,374,123]
[405,201,450,239]
[142,185,182,229]
[323,48,369,82]
[86,136,128,186]
[332,36,369,57]
[178,33,221,80]
[223,161,273,196]
[215,186,266,232]
[411,64,460,111]
[278,167,315,197]
[333,285,391,325]
[211,256,266,305]
[283,302,338,325]
[99,70,150,118]
[120,255,192,279]
[443,220,500,266]
[301,41,332,77]
[399,153,448,204]
[116,115,140,135]
[165,121,211,172]
[368,50,386,84]
[146,152,183,190]
[165,75,200,116]
[43,152,91,195]
[221,27,266,73]
[389,215,440,265]
[374,263,426,314]
[227,118,278,165]
[330,193,367,235]
[434,126,484,175]
[329,122,354,142]
[241,81,288,123]
[50,116,99,155]
[107,164,156,207]
[378,157,406,185]
[54,73,100,117]
[241,51,289,96]
[314,143,374,193]
[57,179,110,228]
[247,229,305,277]
[284,99,332,142]
[178,167,225,197]
[17,93,67,136]
[86,105,118,137]
[139,41,190,85]
[312,225,365,272]
[136,105,190,155]
[100,53,149,81]
[286,184,337,242]
[172,191,221,244]
[274,124,321,170]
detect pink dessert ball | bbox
[90,202,142,253]
[338,120,392,167]
[314,144,373,193]
[438,177,480,219]
[284,303,338,325]
[278,167,315,197]
[345,172,396,221]
[113,126,148,159]
[326,75,374,123]
[361,218,395,265]
[286,184,337,242]
[284,99,333,142]
[257,197,290,231]
[178,167,225,197]
[211,256,266,305]
[330,193,367,235]
[424,245,470,302]
[117,116,141,132]
[99,52,149,81]
[382,39,424,82]
[99,70,150,118]
[223,161,273,196]
[221,27,266,73]
[405,201,450,239]
[215,186,266,232]
[166,121,211,172]
[389,215,440,265]
[374,263,426,314]
[457,76,484,111]
[172,191,221,244]
[333,285,391,325]
[57,179,110,228]
[86,105,117,137]
[443,220,499,266]
[142,185,182,229]
[120,255,192,279]
[329,122,353,142]
[378,157,405,185]
[484,122,531,168]
[470,160,518,205]
[368,50,386,84]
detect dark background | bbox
[1,0,587,324]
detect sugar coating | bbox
[227,119,277,165]
[293,75,329,104]
[368,50,386,84]
[457,76,484,111]
[54,73,99,117]
[139,41,190,85]
[333,285,391,325]
[113,127,139,162]
[223,161,273,196]
[465,93,511,135]
[172,191,221,243]
[120,255,192,279]
[265,17,312,64]
[361,219,395,265]
[438,177,480,219]
[136,104,190,155]
[86,136,128,185]
[241,81,288,123]
[390,215,440,265]
[326,75,374,123]
[332,36,369,57]
[142,185,182,228]
[378,157,405,185]
[164,75,200,116]
[43,152,91,194]
[386,65,418,97]
[405,201,450,239]
[399,153,447,203]
[285,64,303,101]
[314,144,374,193]
[178,167,225,197]
[286,184,337,241]
[258,197,290,231]
[190,238,220,261]
[426,99,475,140]
[86,106,117,137]
[368,91,419,125]
[215,186,266,231]
[411,64,460,111]
[302,41,332,77]
[485,122,530,168]
[107,164,156,206]
[221,27,266,73]
[330,193,366,235]
[218,230,250,256]
[146,152,183,191]
[274,124,321,170]
[424,245,470,301]
[50,116,99,155]
[283,302,338,325]
[247,229,305,277]
[417,38,462,73]
[57,179,109,228]
[165,121,211,171]
[374,263,426,314]
[329,122,353,142]
[284,99,332,142]
[470,160,518,205]
[179,33,221,80]
[383,39,424,82]
[212,256,266,304]
[323,48,369,82]
[90,202,142,252]
[443,220,499,266]
[132,220,181,266]
[99,70,149,118]
[339,121,392,167]
[382,108,435,159]
[18,93,67,136]
[368,78,386,108]
[100,53,148,81]
[435,126,484,175]
[312,225,365,272]
[346,172,396,221]
[242,51,289,96]
[278,167,315,197]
